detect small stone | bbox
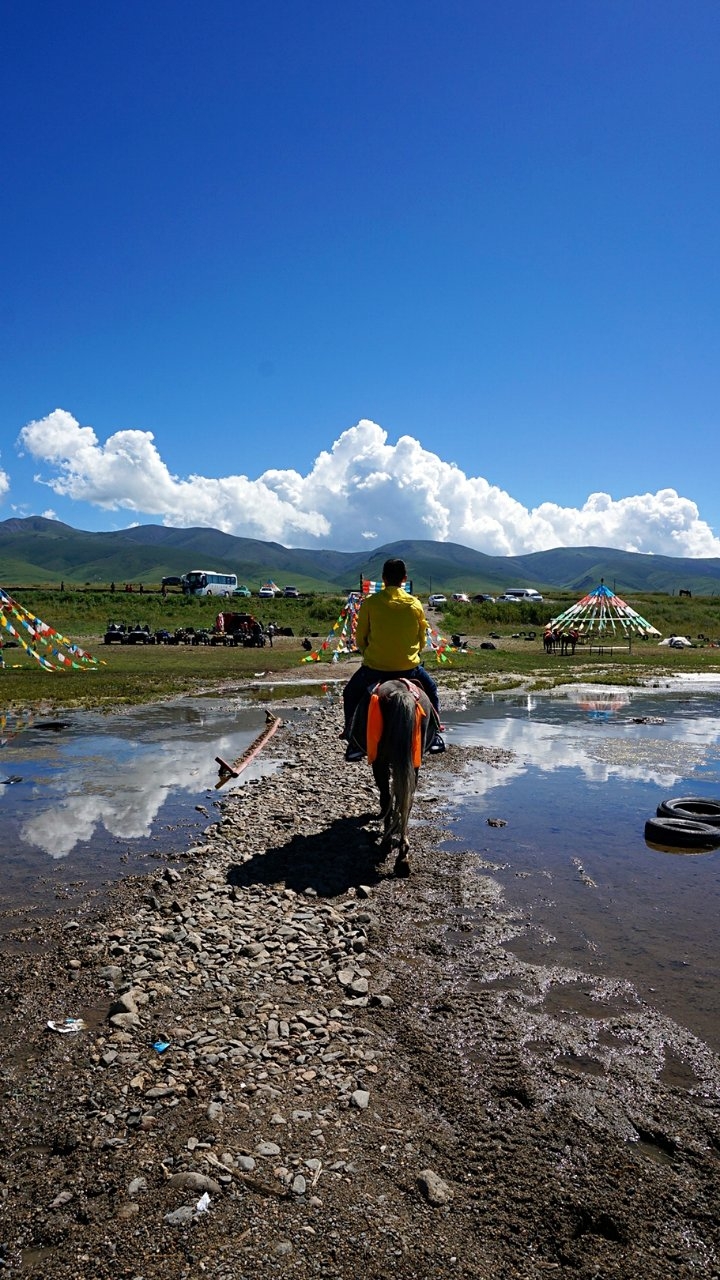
[350,1089,370,1110]
[417,1169,452,1205]
[369,994,394,1009]
[167,1172,222,1194]
[256,1141,281,1157]
[165,1206,195,1225]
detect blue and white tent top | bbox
[550,582,661,637]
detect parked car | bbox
[427,594,447,607]
[236,584,252,597]
[472,593,496,603]
[125,623,152,644]
[499,588,544,602]
[258,586,276,599]
[283,586,300,598]
[104,621,126,644]
[452,592,470,603]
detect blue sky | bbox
[2,1,720,556]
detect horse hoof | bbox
[378,837,393,859]
[394,857,411,878]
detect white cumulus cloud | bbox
[16,410,720,557]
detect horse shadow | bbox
[226,811,389,898]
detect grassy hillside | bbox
[2,518,720,595]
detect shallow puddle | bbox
[0,697,278,929]
[441,687,720,1050]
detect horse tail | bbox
[378,683,419,842]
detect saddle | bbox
[349,677,439,764]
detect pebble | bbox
[167,1172,223,1194]
[14,715,405,1262]
[417,1169,453,1205]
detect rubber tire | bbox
[656,796,720,827]
[645,817,720,848]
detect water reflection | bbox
[442,688,720,1049]
[573,689,631,719]
[18,722,263,859]
[0,699,273,869]
[445,690,720,799]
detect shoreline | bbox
[1,700,719,1277]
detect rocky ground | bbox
[1,689,720,1279]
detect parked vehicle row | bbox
[103,617,295,648]
[426,592,497,608]
[426,589,544,607]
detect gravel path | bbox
[1,698,719,1278]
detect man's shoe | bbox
[345,746,365,762]
[429,733,446,754]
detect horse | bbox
[361,679,436,878]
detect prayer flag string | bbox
[0,588,103,673]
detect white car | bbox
[452,592,470,603]
[258,586,276,599]
[427,594,447,608]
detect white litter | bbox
[47,1018,86,1034]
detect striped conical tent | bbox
[550,581,661,638]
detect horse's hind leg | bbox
[372,762,394,857]
[393,839,410,877]
[372,763,392,821]
[392,798,412,876]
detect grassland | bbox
[1,585,718,712]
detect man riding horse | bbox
[341,558,445,761]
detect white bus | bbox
[182,569,238,597]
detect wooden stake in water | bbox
[215,712,281,789]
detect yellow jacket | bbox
[356,586,427,671]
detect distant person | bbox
[60,580,64,592]
[139,583,144,594]
[341,557,444,761]
[161,583,167,598]
[110,581,116,593]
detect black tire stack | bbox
[645,797,720,850]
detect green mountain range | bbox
[1,516,720,595]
